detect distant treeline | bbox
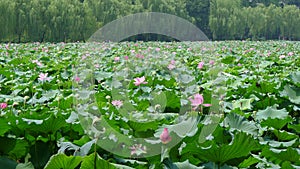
[0,0,300,42]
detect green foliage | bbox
[0,41,299,168]
[223,113,259,136]
[182,131,259,165]
[44,154,82,169]
[80,153,117,169]
[280,85,300,104]
[209,0,300,40]
[0,157,18,169]
[29,141,52,169]
[2,0,300,41]
[186,0,210,36]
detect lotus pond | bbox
[0,41,299,169]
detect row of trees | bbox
[0,0,300,42]
[0,0,194,42]
[0,0,99,42]
[209,0,300,40]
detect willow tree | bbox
[0,0,16,42]
[209,0,242,40]
[246,4,267,40]
[281,5,300,40]
[13,0,30,42]
[186,0,211,38]
[264,4,281,39]
[27,0,51,42]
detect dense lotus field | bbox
[0,41,299,169]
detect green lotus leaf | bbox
[182,132,258,165]
[280,85,300,104]
[232,98,253,110]
[261,147,300,166]
[8,139,29,160]
[80,153,117,169]
[44,154,82,169]
[290,71,300,84]
[174,160,204,169]
[30,141,52,169]
[272,129,299,141]
[0,118,10,136]
[222,113,259,136]
[255,106,289,121]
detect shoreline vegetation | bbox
[1,0,300,42]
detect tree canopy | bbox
[0,0,300,42]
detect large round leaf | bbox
[182,132,259,165]
[44,154,82,169]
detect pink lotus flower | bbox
[112,100,123,108]
[114,57,120,62]
[189,94,203,107]
[168,64,175,70]
[237,63,242,67]
[81,55,87,60]
[32,60,42,66]
[82,53,90,60]
[0,103,7,109]
[198,61,204,69]
[37,62,42,66]
[288,52,294,56]
[74,76,80,82]
[94,64,100,68]
[42,48,49,53]
[38,73,51,82]
[279,55,286,59]
[136,54,144,59]
[167,60,176,70]
[189,94,211,110]
[155,48,160,52]
[209,60,215,65]
[124,56,129,60]
[134,76,147,86]
[160,128,172,144]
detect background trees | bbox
[208,0,300,40]
[0,0,16,42]
[186,0,210,37]
[0,0,300,42]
